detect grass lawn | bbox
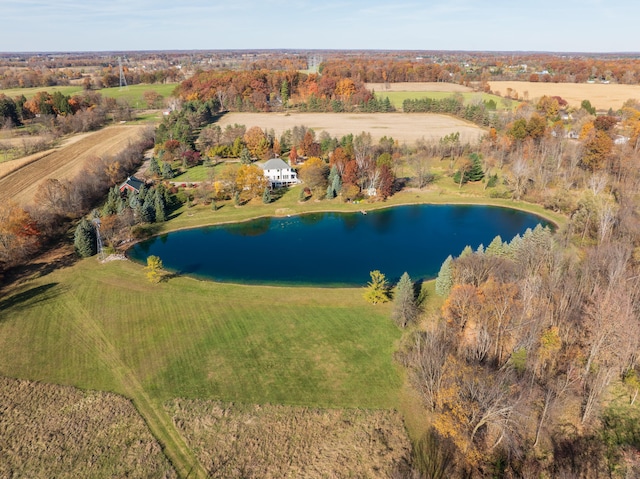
[0,83,178,109]
[0,257,402,408]
[377,91,518,111]
[172,163,222,182]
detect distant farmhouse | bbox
[118,176,145,194]
[260,158,299,188]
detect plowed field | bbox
[0,125,147,206]
[216,112,485,145]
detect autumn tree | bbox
[298,157,329,194]
[580,130,612,171]
[0,202,40,270]
[236,164,268,201]
[244,126,270,160]
[363,270,390,304]
[145,255,164,283]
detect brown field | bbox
[166,399,411,479]
[0,376,176,478]
[0,125,148,206]
[366,81,472,93]
[217,112,485,145]
[488,81,640,110]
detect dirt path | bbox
[63,294,207,479]
[0,125,148,206]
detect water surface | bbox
[129,204,548,286]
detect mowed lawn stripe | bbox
[0,256,403,476]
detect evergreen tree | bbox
[486,235,505,257]
[240,147,252,165]
[149,157,162,176]
[363,270,391,304]
[460,245,473,258]
[262,187,272,204]
[74,218,97,257]
[102,186,120,216]
[392,272,419,327]
[326,183,336,199]
[506,234,523,259]
[435,255,454,297]
[161,162,174,179]
[141,189,156,223]
[467,153,485,182]
[154,188,167,222]
[280,80,289,106]
[331,170,342,195]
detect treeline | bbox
[398,222,640,477]
[0,66,182,90]
[319,58,461,83]
[176,69,384,112]
[403,96,498,127]
[0,129,154,276]
[0,90,133,133]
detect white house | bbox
[260,158,300,188]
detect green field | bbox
[377,90,517,110]
[0,83,178,108]
[0,258,401,407]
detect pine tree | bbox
[240,147,252,165]
[326,183,336,199]
[435,255,454,297]
[392,272,419,327]
[154,189,167,222]
[467,153,485,182]
[486,235,505,257]
[331,170,342,195]
[161,162,174,179]
[102,186,120,216]
[280,80,289,106]
[74,218,97,257]
[363,270,390,304]
[141,189,156,223]
[149,157,162,176]
[262,187,272,204]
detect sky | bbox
[2,0,640,53]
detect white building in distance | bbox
[260,158,300,188]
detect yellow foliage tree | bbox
[236,164,268,201]
[145,255,164,283]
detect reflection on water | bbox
[129,205,549,286]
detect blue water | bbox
[128,204,549,286]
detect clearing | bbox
[0,125,149,206]
[215,111,486,144]
[488,80,640,110]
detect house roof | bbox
[119,176,144,191]
[260,158,291,171]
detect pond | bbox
[128,204,550,286]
